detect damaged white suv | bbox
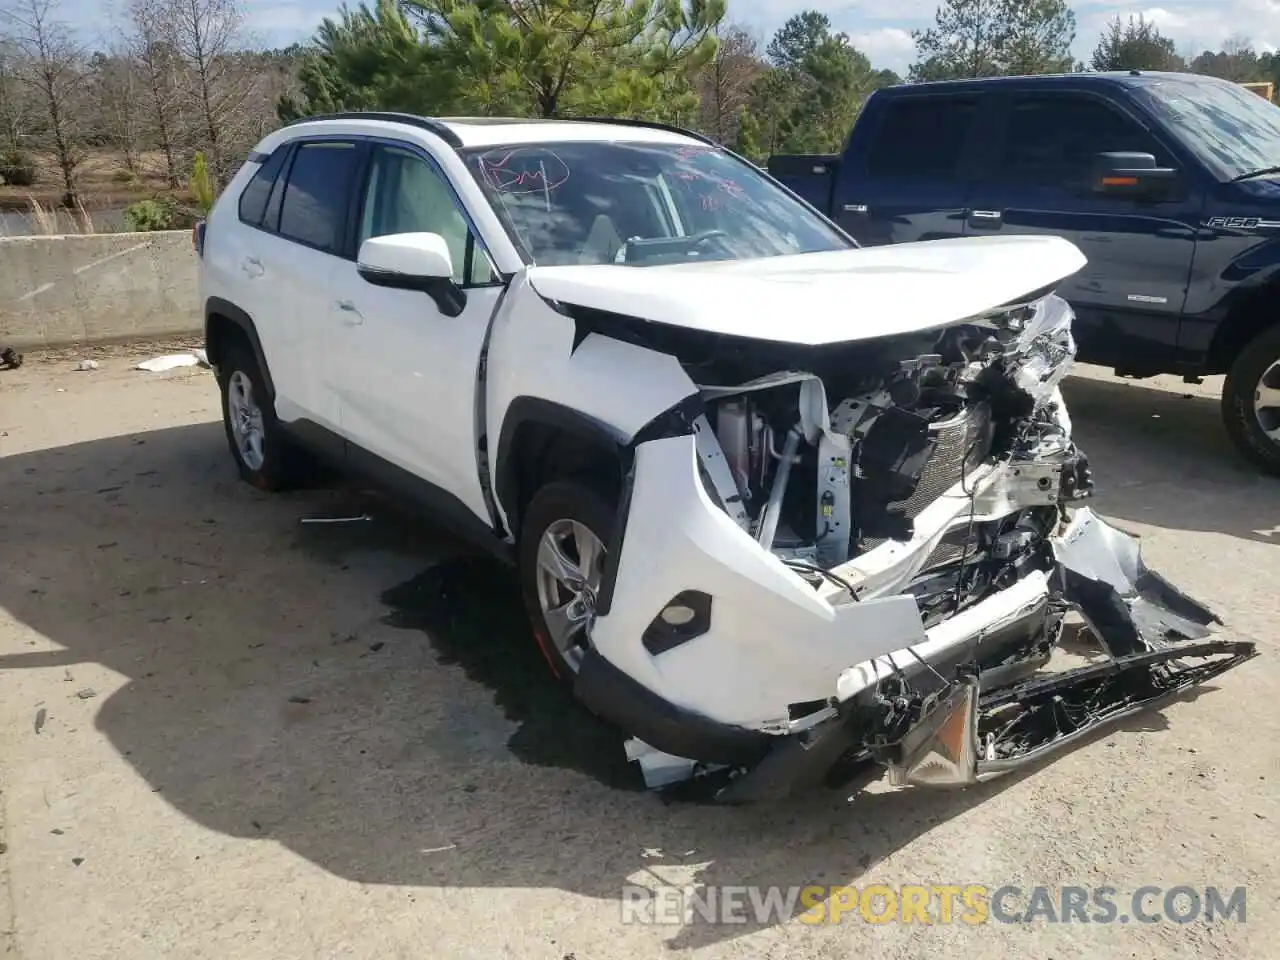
[198,113,1254,801]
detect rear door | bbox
[270,138,368,430]
[966,89,1201,368]
[838,92,987,246]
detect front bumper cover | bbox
[583,501,1256,803]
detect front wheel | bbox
[518,481,615,682]
[1222,324,1280,476]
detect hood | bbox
[526,234,1087,346]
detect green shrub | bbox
[124,197,177,231]
[111,169,138,184]
[0,150,36,187]
[189,151,215,216]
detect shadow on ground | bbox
[0,373,1273,951]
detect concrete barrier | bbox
[0,231,201,350]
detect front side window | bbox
[358,144,494,285]
[459,141,851,267]
[997,94,1167,186]
[277,141,362,253]
[1130,75,1280,181]
[865,96,979,183]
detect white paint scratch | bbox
[17,282,55,303]
[14,240,149,303]
[72,241,149,276]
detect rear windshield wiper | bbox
[1230,165,1280,182]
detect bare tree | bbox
[0,39,35,155]
[697,24,764,143]
[88,49,144,174]
[168,0,252,186]
[0,0,86,205]
[125,0,185,186]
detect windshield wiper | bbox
[1230,165,1280,182]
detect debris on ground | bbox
[34,707,46,734]
[136,350,209,372]
[75,360,99,371]
[299,513,373,524]
[0,346,22,369]
[287,695,312,704]
[75,688,97,700]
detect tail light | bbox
[192,219,206,257]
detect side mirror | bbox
[357,232,466,317]
[1092,152,1179,199]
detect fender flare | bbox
[493,397,629,534]
[204,297,275,399]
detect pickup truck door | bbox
[327,140,505,526]
[965,90,1201,369]
[837,91,989,246]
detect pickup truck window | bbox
[997,93,1166,185]
[459,141,852,267]
[865,96,978,182]
[1130,76,1280,182]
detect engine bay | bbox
[694,296,1093,625]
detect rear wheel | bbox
[1222,324,1280,476]
[217,343,308,490]
[518,481,615,682]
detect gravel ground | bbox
[0,346,1276,959]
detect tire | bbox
[1222,324,1280,476]
[217,342,306,491]
[518,480,617,683]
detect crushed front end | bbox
[579,292,1257,801]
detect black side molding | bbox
[204,297,275,399]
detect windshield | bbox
[1129,76,1280,181]
[459,140,852,267]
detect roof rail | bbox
[284,111,463,148]
[568,116,716,145]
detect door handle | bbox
[241,257,264,278]
[335,299,364,325]
[968,209,1004,229]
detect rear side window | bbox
[278,141,362,253]
[996,94,1168,185]
[238,148,288,227]
[866,96,979,182]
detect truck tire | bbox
[1222,323,1280,476]
[217,343,310,491]
[518,480,615,683]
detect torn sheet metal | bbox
[1053,508,1222,656]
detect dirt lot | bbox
[1,346,1277,959]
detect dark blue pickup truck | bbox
[768,71,1280,474]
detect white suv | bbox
[198,112,1251,800]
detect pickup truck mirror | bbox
[1092,152,1179,200]
[357,232,466,317]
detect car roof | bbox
[280,112,711,149]
[878,70,1235,96]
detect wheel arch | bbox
[1205,274,1280,375]
[494,397,629,540]
[204,297,275,399]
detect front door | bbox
[966,90,1202,368]
[329,140,505,524]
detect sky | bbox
[69,0,1280,77]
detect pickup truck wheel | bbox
[518,481,615,683]
[1223,325,1280,476]
[218,344,306,491]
